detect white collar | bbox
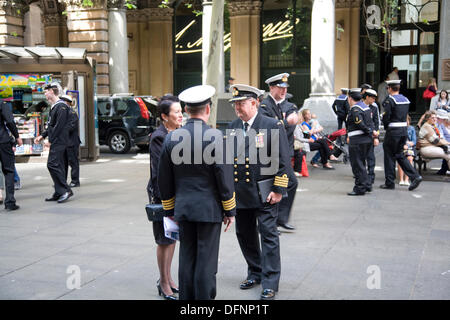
[269,94,285,105]
[242,111,258,130]
[51,99,64,109]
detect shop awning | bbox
[0,47,87,64]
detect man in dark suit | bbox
[0,100,23,211]
[259,73,298,232]
[61,95,81,188]
[158,85,236,300]
[227,84,291,300]
[34,82,73,203]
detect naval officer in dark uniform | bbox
[227,84,290,300]
[158,85,236,300]
[380,80,422,191]
[259,73,298,231]
[34,82,73,203]
[346,89,378,196]
[0,100,23,211]
[361,89,380,187]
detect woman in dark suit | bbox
[147,94,183,300]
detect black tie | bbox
[276,103,283,119]
[244,122,249,132]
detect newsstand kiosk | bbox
[0,47,99,161]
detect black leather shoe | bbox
[278,223,295,231]
[260,289,276,300]
[45,194,60,201]
[5,204,20,211]
[366,187,373,193]
[57,191,73,203]
[347,191,365,196]
[157,280,177,300]
[239,279,261,290]
[408,176,422,191]
[380,184,395,190]
[70,182,80,188]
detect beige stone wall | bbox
[0,12,24,46]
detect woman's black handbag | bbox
[145,203,165,222]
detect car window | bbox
[113,99,128,116]
[123,99,141,117]
[98,100,111,116]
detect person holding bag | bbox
[423,78,437,108]
[146,94,183,300]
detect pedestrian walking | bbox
[380,80,422,191]
[227,84,290,300]
[34,82,73,203]
[259,73,298,231]
[61,95,81,188]
[346,89,378,196]
[158,85,236,300]
[331,88,350,130]
[0,100,22,211]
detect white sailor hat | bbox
[340,88,349,93]
[386,80,402,86]
[364,89,377,97]
[44,81,63,95]
[60,94,73,103]
[265,73,290,87]
[360,83,372,90]
[178,85,216,107]
[349,88,362,100]
[229,84,264,102]
[436,109,448,120]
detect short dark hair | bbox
[389,84,401,92]
[157,94,179,119]
[186,104,207,116]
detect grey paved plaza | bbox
[0,146,449,300]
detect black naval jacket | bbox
[42,100,70,145]
[0,101,19,144]
[259,96,298,156]
[332,94,350,120]
[227,112,290,209]
[67,108,81,147]
[149,124,168,201]
[346,101,374,145]
[382,94,410,137]
[369,103,380,132]
[158,118,236,223]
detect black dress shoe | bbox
[70,182,80,188]
[380,184,395,190]
[347,191,365,196]
[408,176,422,191]
[5,204,20,211]
[366,187,373,193]
[278,223,295,231]
[45,194,60,201]
[260,289,276,300]
[239,279,261,290]
[57,191,73,203]
[157,280,177,300]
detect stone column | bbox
[108,7,129,94]
[0,2,25,46]
[302,0,336,132]
[438,0,450,89]
[202,1,212,85]
[40,0,68,48]
[24,3,45,46]
[228,0,261,87]
[65,0,110,94]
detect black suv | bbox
[97,94,159,153]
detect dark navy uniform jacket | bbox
[332,95,350,120]
[0,101,19,144]
[382,94,410,137]
[67,108,81,147]
[158,118,236,223]
[369,102,380,132]
[346,101,374,145]
[227,112,290,209]
[149,124,167,201]
[42,100,70,145]
[259,96,298,157]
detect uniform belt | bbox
[388,122,407,127]
[348,130,364,137]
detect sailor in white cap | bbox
[259,73,298,232]
[158,84,236,300]
[380,79,422,191]
[35,81,73,203]
[227,84,291,300]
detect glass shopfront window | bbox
[261,0,312,107]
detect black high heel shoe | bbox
[171,286,179,294]
[157,280,177,300]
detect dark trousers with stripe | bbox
[236,205,281,291]
[178,221,221,300]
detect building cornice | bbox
[228,0,262,16]
[335,0,361,9]
[126,7,173,22]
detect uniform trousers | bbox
[178,221,221,300]
[47,143,71,196]
[236,206,281,291]
[349,142,372,193]
[277,164,297,225]
[0,143,16,207]
[383,134,420,186]
[366,143,376,185]
[64,146,80,184]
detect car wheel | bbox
[108,131,131,154]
